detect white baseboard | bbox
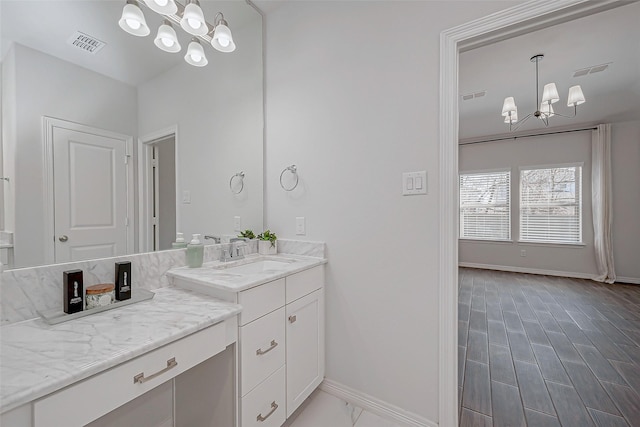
[616,276,640,285]
[320,379,437,427]
[458,262,596,280]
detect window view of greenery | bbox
[459,171,511,240]
[520,166,582,244]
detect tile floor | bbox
[459,268,640,426]
[286,390,400,427]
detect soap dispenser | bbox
[186,234,204,268]
[172,232,188,249]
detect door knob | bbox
[59,235,69,242]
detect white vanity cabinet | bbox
[237,265,325,427]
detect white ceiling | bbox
[459,1,640,140]
[1,0,257,87]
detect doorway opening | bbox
[138,126,178,253]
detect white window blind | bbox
[459,171,511,240]
[520,166,582,243]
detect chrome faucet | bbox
[221,237,247,262]
[205,235,221,243]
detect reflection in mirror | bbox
[1,0,263,270]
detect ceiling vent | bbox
[573,62,611,78]
[461,90,487,101]
[67,31,106,54]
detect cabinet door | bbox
[285,288,325,416]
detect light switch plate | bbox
[402,171,427,195]
[234,216,242,231]
[296,217,306,235]
[182,190,191,204]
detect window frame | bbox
[518,162,584,245]
[459,168,512,242]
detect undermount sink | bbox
[212,256,297,274]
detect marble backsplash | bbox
[0,239,325,325]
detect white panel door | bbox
[53,127,129,263]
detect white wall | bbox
[137,11,263,243]
[3,44,137,268]
[459,121,640,282]
[611,120,640,282]
[459,131,597,276]
[263,1,515,423]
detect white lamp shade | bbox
[143,0,177,15]
[119,2,150,37]
[541,83,560,104]
[154,22,181,53]
[211,24,236,52]
[502,97,517,116]
[180,1,208,36]
[567,85,586,106]
[185,39,208,66]
[504,107,518,123]
[540,102,555,118]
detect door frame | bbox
[438,1,624,425]
[42,117,134,265]
[138,125,179,253]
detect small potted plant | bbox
[238,230,256,240]
[257,230,277,255]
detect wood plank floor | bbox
[458,268,640,427]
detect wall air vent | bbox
[67,31,106,54]
[573,62,611,78]
[461,90,487,101]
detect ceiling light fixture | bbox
[154,20,181,53]
[180,0,207,36]
[185,38,208,67]
[118,0,236,67]
[119,0,150,37]
[502,54,586,131]
[143,0,177,15]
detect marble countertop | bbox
[0,287,241,413]
[167,254,327,293]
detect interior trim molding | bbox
[439,1,624,425]
[616,276,640,285]
[458,262,596,280]
[320,379,436,427]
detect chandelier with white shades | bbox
[118,0,236,68]
[502,54,586,131]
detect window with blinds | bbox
[520,166,582,244]
[459,171,511,240]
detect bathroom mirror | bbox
[1,0,263,269]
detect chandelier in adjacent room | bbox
[118,0,235,68]
[502,54,586,131]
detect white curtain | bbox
[592,124,616,283]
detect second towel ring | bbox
[280,165,298,191]
[230,171,245,194]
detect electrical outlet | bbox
[296,217,306,235]
[234,216,241,231]
[520,249,526,257]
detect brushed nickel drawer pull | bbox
[133,357,178,384]
[288,315,297,323]
[256,401,278,422]
[256,340,278,356]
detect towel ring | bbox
[280,165,298,192]
[229,172,245,194]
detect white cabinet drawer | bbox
[33,323,227,427]
[241,365,286,427]
[286,266,324,304]
[239,307,285,396]
[238,278,285,325]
